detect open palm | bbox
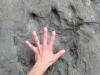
[26,27,65,67]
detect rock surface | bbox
[0,0,100,75]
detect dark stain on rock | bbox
[70,47,77,51]
[31,43,37,47]
[13,36,18,45]
[29,12,38,19]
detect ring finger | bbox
[32,31,41,53]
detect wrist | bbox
[35,62,49,71]
[28,62,49,75]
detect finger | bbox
[32,31,40,47]
[25,41,38,54]
[54,50,65,60]
[49,31,56,47]
[43,27,48,45]
[50,50,65,66]
[32,31,41,54]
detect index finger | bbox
[49,31,56,47]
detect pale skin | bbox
[26,27,65,75]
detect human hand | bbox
[26,27,65,75]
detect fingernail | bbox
[25,40,28,43]
[44,27,47,31]
[33,31,36,35]
[62,50,65,53]
[53,31,56,34]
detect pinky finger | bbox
[26,41,38,54]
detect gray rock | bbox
[0,0,100,75]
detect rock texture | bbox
[0,0,100,75]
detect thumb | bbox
[48,50,65,66]
[54,50,65,60]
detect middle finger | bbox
[43,27,48,45]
